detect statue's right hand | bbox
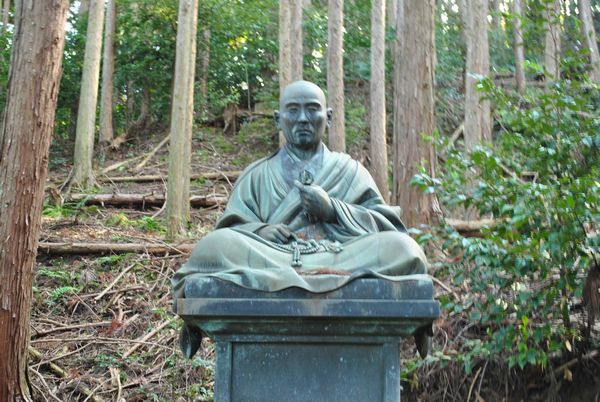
[257,224,292,244]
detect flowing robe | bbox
[172,145,427,295]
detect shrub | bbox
[414,75,599,371]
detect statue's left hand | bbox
[294,180,336,222]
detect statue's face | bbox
[275,82,332,150]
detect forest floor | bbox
[30,121,600,402]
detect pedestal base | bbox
[176,276,439,402]
[215,334,401,402]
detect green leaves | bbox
[417,65,599,372]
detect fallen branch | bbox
[430,275,460,301]
[29,346,105,402]
[466,366,482,402]
[547,349,599,381]
[38,242,195,255]
[33,321,111,338]
[109,367,123,402]
[98,170,242,183]
[99,154,145,175]
[448,122,464,146]
[30,367,63,402]
[133,133,170,172]
[94,263,137,301]
[31,343,94,368]
[446,218,496,236]
[78,286,146,299]
[68,193,227,208]
[576,110,600,119]
[30,336,177,353]
[122,319,173,359]
[117,313,140,335]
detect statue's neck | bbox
[285,143,320,162]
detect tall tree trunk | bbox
[79,0,90,15]
[128,85,151,137]
[387,0,398,62]
[125,80,135,132]
[489,0,502,32]
[72,0,105,187]
[370,0,389,201]
[199,26,210,120]
[544,0,561,80]
[392,0,436,227]
[489,0,504,62]
[99,0,117,157]
[457,0,469,50]
[290,0,303,81]
[278,0,292,146]
[464,0,491,150]
[578,0,600,82]
[166,0,198,238]
[387,0,397,30]
[1,0,9,32]
[513,0,526,94]
[0,1,68,400]
[327,0,345,152]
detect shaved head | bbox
[280,81,327,110]
[275,80,332,156]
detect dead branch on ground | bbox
[38,242,194,255]
[98,170,241,183]
[67,193,227,208]
[29,347,105,402]
[132,133,170,172]
[122,319,173,359]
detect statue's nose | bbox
[297,108,308,122]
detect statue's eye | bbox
[307,106,319,113]
[288,107,298,114]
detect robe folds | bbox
[172,145,428,295]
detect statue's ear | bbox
[274,110,281,129]
[326,108,333,127]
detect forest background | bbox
[0,0,598,401]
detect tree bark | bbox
[513,0,526,94]
[370,0,389,201]
[278,0,292,146]
[387,0,397,31]
[387,0,398,67]
[128,85,151,136]
[0,1,68,400]
[392,0,437,227]
[464,0,491,150]
[544,0,561,80]
[99,0,117,154]
[457,0,469,50]
[166,0,198,238]
[327,0,345,152]
[489,0,502,33]
[291,0,304,81]
[72,0,105,187]
[199,26,210,120]
[1,0,9,32]
[578,0,600,82]
[79,0,90,16]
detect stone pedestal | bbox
[175,275,439,402]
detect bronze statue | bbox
[172,80,428,295]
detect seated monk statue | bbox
[172,81,432,355]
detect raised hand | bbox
[257,224,292,244]
[294,180,335,223]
